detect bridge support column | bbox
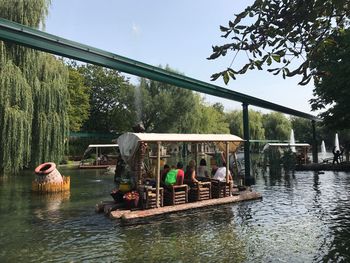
[242,103,254,185]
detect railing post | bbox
[156,141,161,208]
[312,120,318,163]
[242,103,254,185]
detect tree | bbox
[309,30,350,130]
[138,73,198,133]
[225,109,265,140]
[78,64,136,133]
[262,112,291,140]
[0,0,69,172]
[67,66,90,132]
[208,0,350,85]
[290,117,314,143]
[196,100,230,134]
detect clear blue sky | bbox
[45,0,315,115]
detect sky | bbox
[45,0,316,116]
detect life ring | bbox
[35,162,56,175]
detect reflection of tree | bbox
[320,175,350,262]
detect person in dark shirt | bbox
[332,146,344,164]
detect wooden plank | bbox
[111,190,262,223]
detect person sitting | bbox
[197,158,209,179]
[184,159,199,186]
[164,165,177,186]
[212,160,233,182]
[160,164,170,186]
[176,162,185,185]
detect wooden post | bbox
[96,147,98,165]
[242,103,252,185]
[156,141,161,208]
[195,143,198,171]
[226,142,230,182]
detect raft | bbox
[96,190,262,226]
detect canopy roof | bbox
[117,133,244,163]
[88,144,118,148]
[119,133,243,142]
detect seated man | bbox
[160,164,170,187]
[165,162,185,186]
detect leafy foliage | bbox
[138,76,196,133]
[290,117,314,143]
[67,67,90,132]
[30,55,69,166]
[309,30,350,130]
[137,66,230,134]
[208,0,350,85]
[262,112,291,140]
[78,64,136,133]
[225,109,265,140]
[0,0,69,172]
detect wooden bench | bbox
[211,179,232,198]
[140,186,164,209]
[189,181,211,202]
[164,184,188,205]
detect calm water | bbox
[1,167,350,262]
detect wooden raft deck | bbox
[97,190,262,225]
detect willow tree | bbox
[0,0,69,173]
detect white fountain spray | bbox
[290,129,296,153]
[321,140,327,160]
[335,133,340,152]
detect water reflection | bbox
[1,168,350,262]
[116,208,247,262]
[33,192,70,222]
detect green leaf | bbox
[272,54,281,63]
[220,25,229,32]
[267,56,272,66]
[223,71,230,85]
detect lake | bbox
[1,167,350,262]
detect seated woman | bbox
[211,160,233,182]
[197,158,209,179]
[184,159,199,186]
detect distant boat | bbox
[79,144,119,169]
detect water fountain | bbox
[321,140,327,160]
[290,129,296,153]
[335,133,340,152]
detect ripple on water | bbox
[2,170,350,262]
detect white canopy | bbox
[88,144,118,148]
[263,143,310,151]
[117,132,244,162]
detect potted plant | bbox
[123,190,140,209]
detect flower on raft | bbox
[123,191,139,200]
